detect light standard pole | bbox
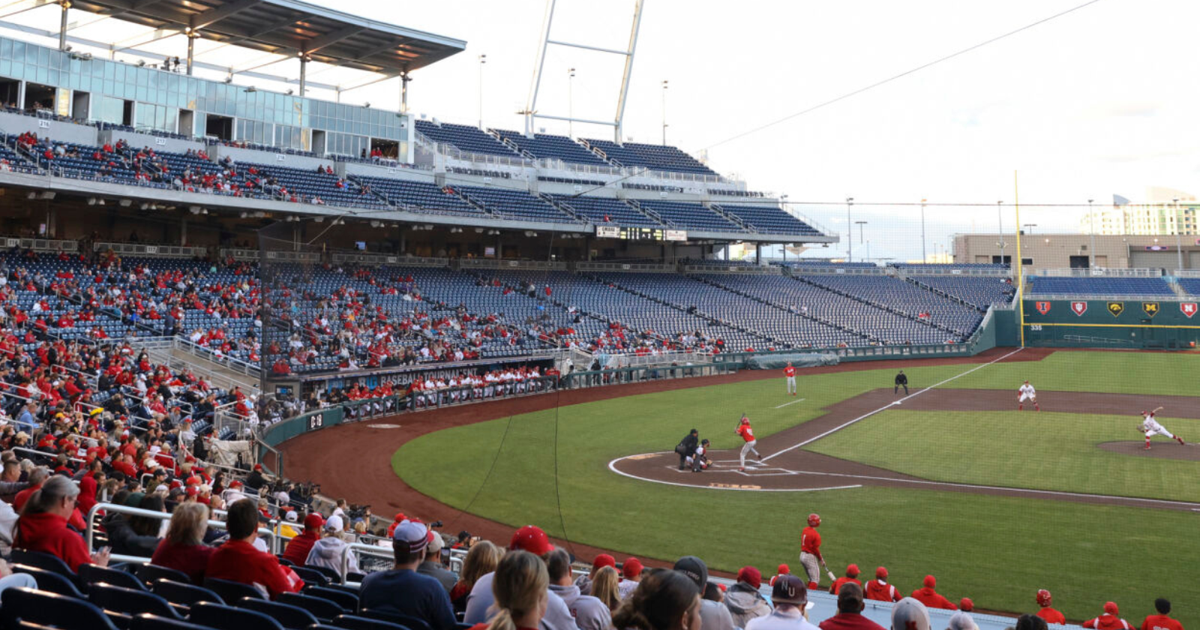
[846,197,854,262]
[1023,224,1037,235]
[997,200,1006,265]
[477,54,487,128]
[855,220,868,248]
[1174,197,1183,271]
[568,67,576,136]
[920,198,927,262]
[1088,198,1095,269]
[661,80,668,145]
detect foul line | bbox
[775,398,807,409]
[762,347,1025,462]
[779,468,1200,508]
[606,454,862,493]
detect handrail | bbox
[340,541,394,580]
[84,501,280,560]
[12,446,85,464]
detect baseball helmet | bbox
[1037,589,1052,607]
[741,416,750,424]
[807,513,821,527]
[701,439,710,445]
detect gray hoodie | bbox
[724,582,773,630]
[306,535,359,575]
[549,583,611,630]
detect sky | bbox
[5,0,1200,261]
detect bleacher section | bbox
[716,204,822,236]
[800,274,982,337]
[1026,277,1175,297]
[1178,279,1200,296]
[910,276,1016,309]
[353,176,485,216]
[638,200,742,232]
[585,138,717,176]
[456,186,577,223]
[413,120,519,157]
[493,130,610,167]
[549,195,661,228]
[780,261,879,269]
[241,163,387,210]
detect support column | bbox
[400,72,411,113]
[180,217,187,246]
[58,1,69,51]
[298,54,309,98]
[186,31,197,76]
[755,243,761,264]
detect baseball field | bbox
[332,349,1199,625]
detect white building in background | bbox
[1081,189,1198,236]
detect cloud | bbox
[1084,100,1161,119]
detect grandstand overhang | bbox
[45,0,465,74]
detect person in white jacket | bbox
[547,549,610,630]
[305,516,359,576]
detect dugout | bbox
[1021,298,1200,350]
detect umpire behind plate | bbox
[676,429,699,470]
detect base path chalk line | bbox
[775,398,807,409]
[762,347,1025,462]
[777,467,1200,509]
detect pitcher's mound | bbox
[1098,441,1200,461]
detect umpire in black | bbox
[675,429,699,470]
[894,370,908,395]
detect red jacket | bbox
[1140,615,1183,630]
[1085,615,1131,630]
[1037,608,1066,625]
[865,580,901,602]
[151,539,215,585]
[14,512,92,572]
[911,587,957,610]
[832,577,861,595]
[207,540,303,599]
[280,530,320,567]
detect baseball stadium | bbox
[0,1,1195,630]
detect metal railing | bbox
[84,502,280,563]
[1038,267,1164,278]
[170,336,262,381]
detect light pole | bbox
[1174,197,1183,271]
[846,197,854,262]
[920,198,927,262]
[1023,224,1037,235]
[477,54,487,128]
[866,239,871,264]
[1087,198,1095,269]
[997,200,1006,265]
[661,80,669,145]
[855,220,867,248]
[568,67,576,136]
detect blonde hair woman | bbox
[591,566,622,612]
[150,502,214,584]
[474,550,548,630]
[451,540,503,612]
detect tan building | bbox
[953,233,1200,273]
[1080,190,1197,237]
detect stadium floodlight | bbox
[845,197,854,262]
[1174,197,1183,272]
[1087,199,1095,269]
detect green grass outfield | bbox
[395,351,1200,626]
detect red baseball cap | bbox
[876,567,889,579]
[1104,602,1119,615]
[509,525,554,556]
[622,557,644,579]
[393,512,407,522]
[846,564,860,577]
[593,554,616,571]
[304,513,325,530]
[737,566,762,589]
[924,575,936,588]
[960,598,974,612]
[185,486,199,497]
[253,464,263,471]
[186,476,201,486]
[778,564,790,574]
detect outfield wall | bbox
[1021,298,1200,349]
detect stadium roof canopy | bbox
[64,0,465,74]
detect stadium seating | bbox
[909,276,1016,309]
[637,200,742,233]
[799,274,982,337]
[1025,277,1175,297]
[714,204,822,236]
[492,129,610,166]
[455,185,578,223]
[1175,278,1200,296]
[352,176,486,216]
[413,121,519,157]
[548,195,662,228]
[584,138,717,176]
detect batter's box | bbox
[740,468,798,477]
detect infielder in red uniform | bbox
[1036,590,1066,625]
[799,513,832,590]
[735,415,761,472]
[784,362,797,395]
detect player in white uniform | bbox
[685,439,711,472]
[1138,407,1186,450]
[1017,380,1039,411]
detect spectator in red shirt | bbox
[830,565,861,595]
[12,468,49,512]
[864,567,901,603]
[1140,599,1183,630]
[818,583,885,630]
[1035,590,1065,626]
[1084,602,1131,630]
[206,498,303,599]
[150,502,214,584]
[281,513,324,566]
[911,575,957,610]
[14,476,110,572]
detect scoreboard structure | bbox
[596,226,687,241]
